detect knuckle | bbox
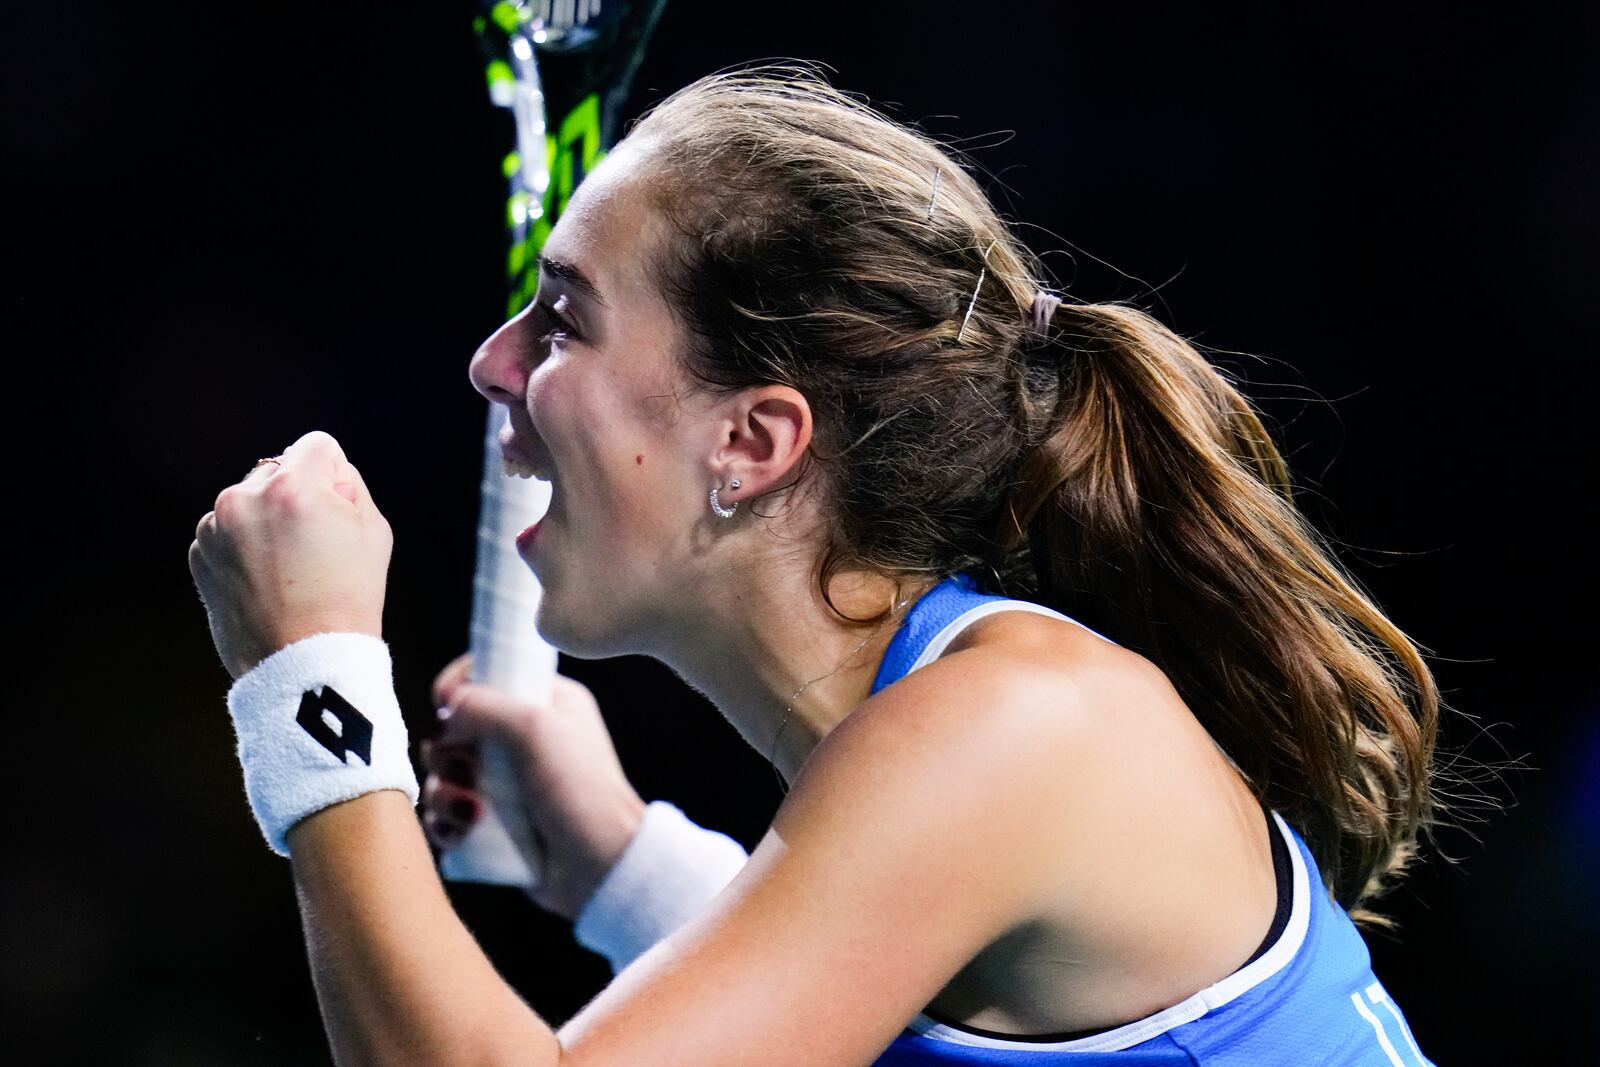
[260,467,298,496]
[260,471,307,511]
[431,654,473,704]
[552,675,600,714]
[455,683,541,729]
[300,430,344,459]
[212,485,240,518]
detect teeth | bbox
[501,456,541,479]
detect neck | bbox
[653,561,924,785]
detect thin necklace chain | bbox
[770,592,911,794]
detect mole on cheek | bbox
[635,454,644,465]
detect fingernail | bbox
[450,799,478,823]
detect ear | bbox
[712,385,813,506]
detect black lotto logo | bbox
[296,687,375,766]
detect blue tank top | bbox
[869,573,1435,1066]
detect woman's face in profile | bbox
[468,144,727,657]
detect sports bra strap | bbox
[871,573,1114,697]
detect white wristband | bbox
[226,632,420,856]
[573,801,750,973]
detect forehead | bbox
[540,144,667,305]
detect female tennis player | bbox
[189,70,1439,1065]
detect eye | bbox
[535,299,579,347]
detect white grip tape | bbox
[574,801,751,973]
[226,632,420,856]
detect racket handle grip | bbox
[438,405,555,890]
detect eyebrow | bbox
[536,254,607,307]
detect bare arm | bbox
[287,791,562,1067]
[279,643,1095,1067]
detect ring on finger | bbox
[244,456,282,481]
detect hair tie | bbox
[1029,290,1062,339]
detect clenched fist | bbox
[189,430,393,678]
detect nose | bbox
[468,306,536,406]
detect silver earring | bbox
[710,483,738,519]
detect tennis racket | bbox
[441,0,668,889]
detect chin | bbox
[533,592,631,661]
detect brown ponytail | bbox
[627,66,1441,925]
[1001,303,1438,922]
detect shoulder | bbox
[555,620,1181,1067]
[810,606,1178,781]
[775,608,1187,913]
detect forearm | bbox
[288,790,563,1067]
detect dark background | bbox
[6,1,1596,1063]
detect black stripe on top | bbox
[921,805,1294,1045]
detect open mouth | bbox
[498,424,554,482]
[500,454,548,480]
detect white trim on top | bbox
[907,600,1116,675]
[905,810,1312,1053]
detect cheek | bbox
[528,361,614,466]
[542,381,668,511]
[607,423,701,542]
[531,354,697,538]
[524,355,563,421]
